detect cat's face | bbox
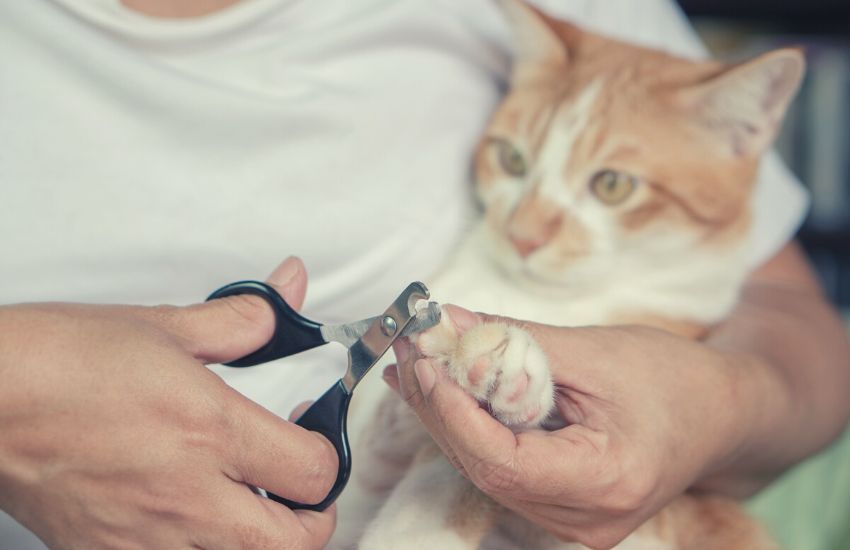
[475,0,803,288]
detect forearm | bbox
[700,242,850,496]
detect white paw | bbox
[414,308,554,428]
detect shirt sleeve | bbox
[533,0,810,267]
[749,151,811,267]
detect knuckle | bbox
[447,454,468,476]
[169,394,235,467]
[597,461,655,515]
[402,384,426,410]
[276,515,329,550]
[222,294,273,329]
[299,437,339,501]
[469,457,520,496]
[182,387,232,435]
[298,473,329,505]
[573,436,655,517]
[285,526,320,550]
[316,434,340,469]
[235,520,279,549]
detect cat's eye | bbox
[589,170,638,205]
[496,140,527,177]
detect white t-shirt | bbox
[0,0,807,546]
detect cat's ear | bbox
[677,48,805,157]
[497,0,571,87]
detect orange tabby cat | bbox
[332,1,804,548]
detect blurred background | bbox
[678,0,850,310]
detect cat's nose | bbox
[509,236,545,258]
[507,213,563,258]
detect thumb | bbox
[444,305,602,400]
[266,256,308,311]
[405,358,518,483]
[438,304,530,337]
[441,304,483,335]
[289,400,314,421]
[163,256,309,364]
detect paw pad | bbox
[415,308,554,428]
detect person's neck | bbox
[121,0,242,18]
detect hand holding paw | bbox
[384,307,758,549]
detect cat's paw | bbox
[414,307,554,428]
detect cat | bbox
[331,0,804,548]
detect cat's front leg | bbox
[359,446,499,550]
[330,386,432,549]
[414,306,555,429]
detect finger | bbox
[394,307,512,469]
[266,256,308,311]
[441,303,484,334]
[395,338,514,480]
[398,311,611,504]
[197,479,334,550]
[155,256,309,364]
[225,391,339,505]
[406,357,607,505]
[289,400,314,422]
[382,363,401,393]
[443,305,607,390]
[292,505,337,550]
[390,338,414,399]
[438,303,520,336]
[392,339,454,455]
[393,341,470,476]
[384,361,467,469]
[408,358,522,487]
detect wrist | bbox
[694,350,794,497]
[0,308,35,519]
[0,306,18,377]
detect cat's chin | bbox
[490,255,579,295]
[517,267,579,294]
[481,232,589,295]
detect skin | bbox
[13,2,849,548]
[386,242,850,549]
[0,257,338,550]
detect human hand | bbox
[385,306,782,549]
[0,257,337,550]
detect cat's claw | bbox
[414,308,554,428]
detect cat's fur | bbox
[332,1,804,548]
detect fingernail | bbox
[382,364,400,393]
[443,304,480,333]
[268,256,302,286]
[414,359,436,398]
[383,363,399,379]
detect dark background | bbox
[677,1,850,309]
[680,0,850,26]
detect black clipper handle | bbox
[269,380,352,512]
[206,280,353,511]
[206,280,325,367]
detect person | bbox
[1,0,848,548]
